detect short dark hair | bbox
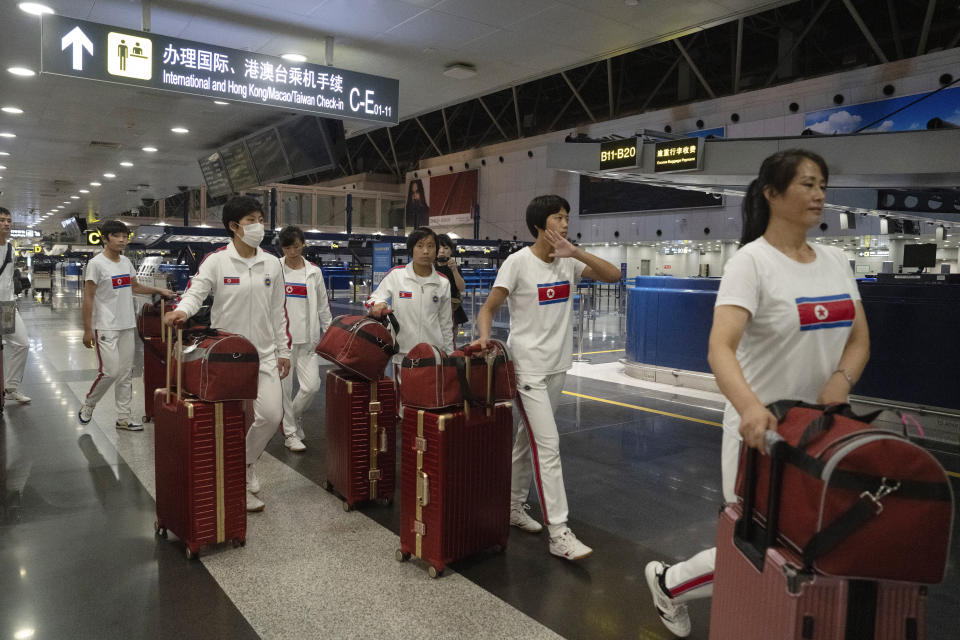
[99,220,128,243]
[525,195,570,238]
[407,227,437,255]
[278,225,305,248]
[436,233,456,252]
[0,207,10,218]
[222,195,264,233]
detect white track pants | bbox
[3,308,29,391]
[245,356,284,465]
[281,344,322,439]
[511,371,569,527]
[84,328,135,420]
[663,431,742,603]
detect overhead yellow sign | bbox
[107,31,152,80]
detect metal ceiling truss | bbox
[309,0,960,181]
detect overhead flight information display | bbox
[41,15,399,125]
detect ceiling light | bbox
[70,196,79,199]
[0,151,8,156]
[2,107,23,114]
[213,100,229,105]
[90,181,101,186]
[62,201,69,204]
[142,146,157,152]
[281,53,307,63]
[170,127,189,134]
[443,63,477,80]
[0,132,15,138]
[103,172,116,178]
[18,3,54,16]
[0,165,5,170]
[57,206,64,209]
[79,189,89,193]
[119,161,133,167]
[7,67,36,77]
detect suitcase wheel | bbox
[142,415,151,423]
[153,520,168,539]
[321,480,333,493]
[185,547,197,560]
[232,539,245,548]
[395,549,411,563]
[342,501,352,512]
[427,565,442,579]
[376,497,393,507]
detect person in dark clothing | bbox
[435,234,468,341]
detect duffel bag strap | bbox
[801,478,902,568]
[796,403,884,450]
[452,355,482,405]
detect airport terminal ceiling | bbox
[1,1,960,232]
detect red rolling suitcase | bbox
[322,369,397,510]
[153,326,247,559]
[709,435,928,639]
[396,403,513,578]
[138,299,166,422]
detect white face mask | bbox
[239,222,264,248]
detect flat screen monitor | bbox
[219,141,258,191]
[902,243,937,269]
[246,128,292,184]
[197,151,233,197]
[276,115,335,177]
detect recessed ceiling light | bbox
[443,63,477,79]
[0,165,5,170]
[0,132,15,138]
[119,161,133,167]
[1,107,23,114]
[79,189,89,193]
[7,67,35,77]
[0,151,8,156]
[281,53,307,63]
[57,206,64,209]
[18,3,54,16]
[62,201,69,204]
[170,127,189,134]
[213,100,229,105]
[70,195,79,199]
[103,172,116,178]
[90,181,101,186]
[142,146,157,152]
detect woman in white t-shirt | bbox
[644,149,871,638]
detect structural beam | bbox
[386,127,401,178]
[917,0,936,57]
[560,70,597,122]
[886,0,904,60]
[478,96,510,140]
[607,59,614,119]
[512,86,522,139]
[641,55,682,111]
[734,18,743,94]
[674,38,715,99]
[548,64,601,130]
[414,117,444,156]
[365,133,394,175]
[841,0,888,63]
[764,0,832,88]
[441,108,452,153]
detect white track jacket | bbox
[176,241,292,362]
[283,258,333,346]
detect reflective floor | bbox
[2,294,958,640]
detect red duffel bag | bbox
[315,314,398,381]
[737,400,954,583]
[400,340,517,409]
[173,330,259,401]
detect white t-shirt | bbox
[717,236,861,438]
[0,242,15,302]
[494,247,586,375]
[86,252,137,330]
[282,262,308,344]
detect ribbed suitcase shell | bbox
[398,404,512,576]
[142,337,164,422]
[324,370,396,509]
[709,505,926,640]
[154,389,247,556]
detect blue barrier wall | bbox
[625,278,960,410]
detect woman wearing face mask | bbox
[434,234,468,342]
[164,195,292,513]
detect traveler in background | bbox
[644,149,870,637]
[277,225,332,452]
[0,206,31,404]
[164,196,291,513]
[434,233,468,344]
[79,220,174,430]
[473,195,621,561]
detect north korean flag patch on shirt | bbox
[796,294,855,331]
[398,291,413,299]
[223,277,240,285]
[285,283,307,298]
[111,274,131,289]
[538,281,571,305]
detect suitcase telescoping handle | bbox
[163,322,184,404]
[734,430,786,571]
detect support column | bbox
[889,238,905,271]
[718,241,739,277]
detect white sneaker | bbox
[548,528,592,561]
[78,404,94,424]
[246,464,260,494]
[645,561,691,638]
[509,503,543,533]
[115,419,144,432]
[284,435,306,452]
[5,389,31,404]
[246,491,265,512]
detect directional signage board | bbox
[41,15,399,125]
